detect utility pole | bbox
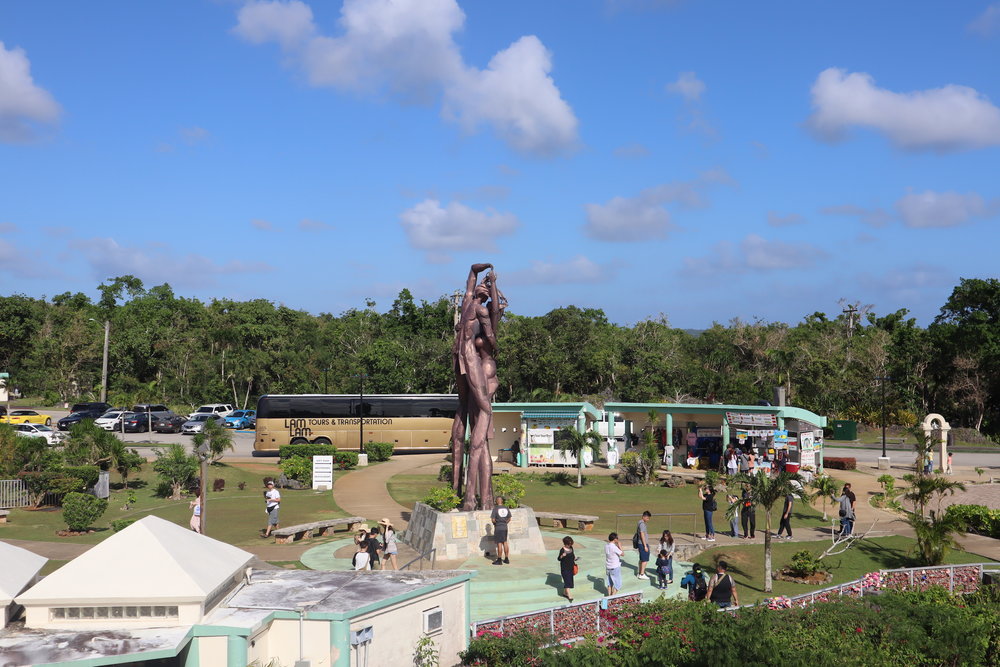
[451,290,462,327]
[876,376,891,470]
[842,304,858,339]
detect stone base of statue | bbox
[403,502,547,561]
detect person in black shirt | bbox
[740,482,756,539]
[557,536,576,601]
[367,527,382,569]
[707,560,739,609]
[776,492,794,539]
[491,496,512,565]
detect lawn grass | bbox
[387,473,833,537]
[688,535,997,605]
[0,461,348,547]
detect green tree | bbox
[62,491,109,532]
[902,474,966,517]
[152,444,199,500]
[63,421,121,467]
[553,426,601,488]
[727,470,808,592]
[810,473,840,521]
[192,419,234,464]
[109,439,144,488]
[907,509,966,566]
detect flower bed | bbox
[553,603,599,641]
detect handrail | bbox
[615,512,697,538]
[399,546,436,571]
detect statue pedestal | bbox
[403,502,547,561]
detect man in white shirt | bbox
[262,480,281,538]
[604,532,623,595]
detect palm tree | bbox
[902,474,966,517]
[810,474,840,521]
[728,470,808,592]
[907,509,965,566]
[554,425,602,488]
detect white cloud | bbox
[857,263,954,304]
[0,237,50,279]
[233,0,578,156]
[399,199,519,260]
[683,234,828,275]
[0,222,18,233]
[583,169,734,242]
[180,126,210,144]
[894,190,998,228]
[298,218,332,231]
[613,142,650,159]
[666,71,705,102]
[767,211,805,227]
[820,204,893,228]
[507,255,616,286]
[806,67,1000,152]
[70,238,273,288]
[968,3,1000,37]
[0,41,60,143]
[251,219,276,231]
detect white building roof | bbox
[17,515,253,606]
[0,541,47,602]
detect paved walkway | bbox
[331,453,445,529]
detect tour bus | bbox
[253,393,458,455]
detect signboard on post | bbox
[312,455,334,490]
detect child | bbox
[655,549,672,589]
[352,540,371,571]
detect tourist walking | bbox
[776,490,794,539]
[726,449,739,477]
[946,451,953,475]
[634,511,651,578]
[699,483,717,541]
[738,449,749,475]
[740,483,756,539]
[747,450,756,476]
[833,484,856,537]
[680,563,708,601]
[604,533,623,596]
[189,494,202,533]
[726,491,741,538]
[491,496,512,565]
[379,518,398,570]
[558,536,577,601]
[706,561,739,609]
[261,480,280,538]
[657,530,675,584]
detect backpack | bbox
[632,531,641,549]
[688,575,708,601]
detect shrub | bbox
[280,455,312,482]
[278,443,338,459]
[47,475,87,497]
[704,470,721,489]
[422,486,461,512]
[786,549,825,576]
[237,481,246,490]
[365,441,394,462]
[63,465,101,490]
[492,474,526,509]
[617,449,656,485]
[152,444,199,500]
[334,451,359,470]
[824,457,857,470]
[17,471,63,507]
[437,464,453,483]
[212,478,225,492]
[945,504,1000,538]
[111,518,136,532]
[461,628,553,666]
[62,492,108,531]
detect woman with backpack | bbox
[680,563,708,601]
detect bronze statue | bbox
[451,263,507,511]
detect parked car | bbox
[1,409,53,426]
[131,404,173,421]
[223,409,256,429]
[182,413,224,434]
[71,401,112,414]
[187,403,234,420]
[57,409,106,431]
[152,414,187,433]
[15,423,67,445]
[94,411,128,431]
[122,412,157,433]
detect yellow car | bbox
[1,409,54,426]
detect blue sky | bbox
[1,1,998,327]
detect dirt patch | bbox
[773,569,833,585]
[56,529,96,537]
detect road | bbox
[824,446,999,469]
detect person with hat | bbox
[262,479,280,538]
[680,563,708,601]
[379,518,398,570]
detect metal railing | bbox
[615,512,698,539]
[399,546,437,571]
[472,591,643,642]
[0,479,29,508]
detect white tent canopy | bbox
[17,515,252,606]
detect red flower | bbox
[643,632,651,638]
[855,627,863,633]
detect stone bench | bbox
[272,516,366,544]
[0,509,9,524]
[534,511,598,532]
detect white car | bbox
[15,423,67,446]
[182,414,224,434]
[94,411,128,431]
[187,404,234,420]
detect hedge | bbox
[334,451,359,470]
[945,504,1000,538]
[365,442,394,462]
[279,444,338,459]
[824,457,857,470]
[63,465,100,489]
[62,492,108,532]
[111,518,137,532]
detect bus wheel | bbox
[290,438,309,445]
[312,437,331,445]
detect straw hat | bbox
[357,523,370,533]
[378,517,393,527]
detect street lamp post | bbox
[353,373,368,453]
[876,376,891,469]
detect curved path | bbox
[332,453,445,529]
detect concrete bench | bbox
[272,516,366,544]
[0,509,9,524]
[534,511,598,532]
